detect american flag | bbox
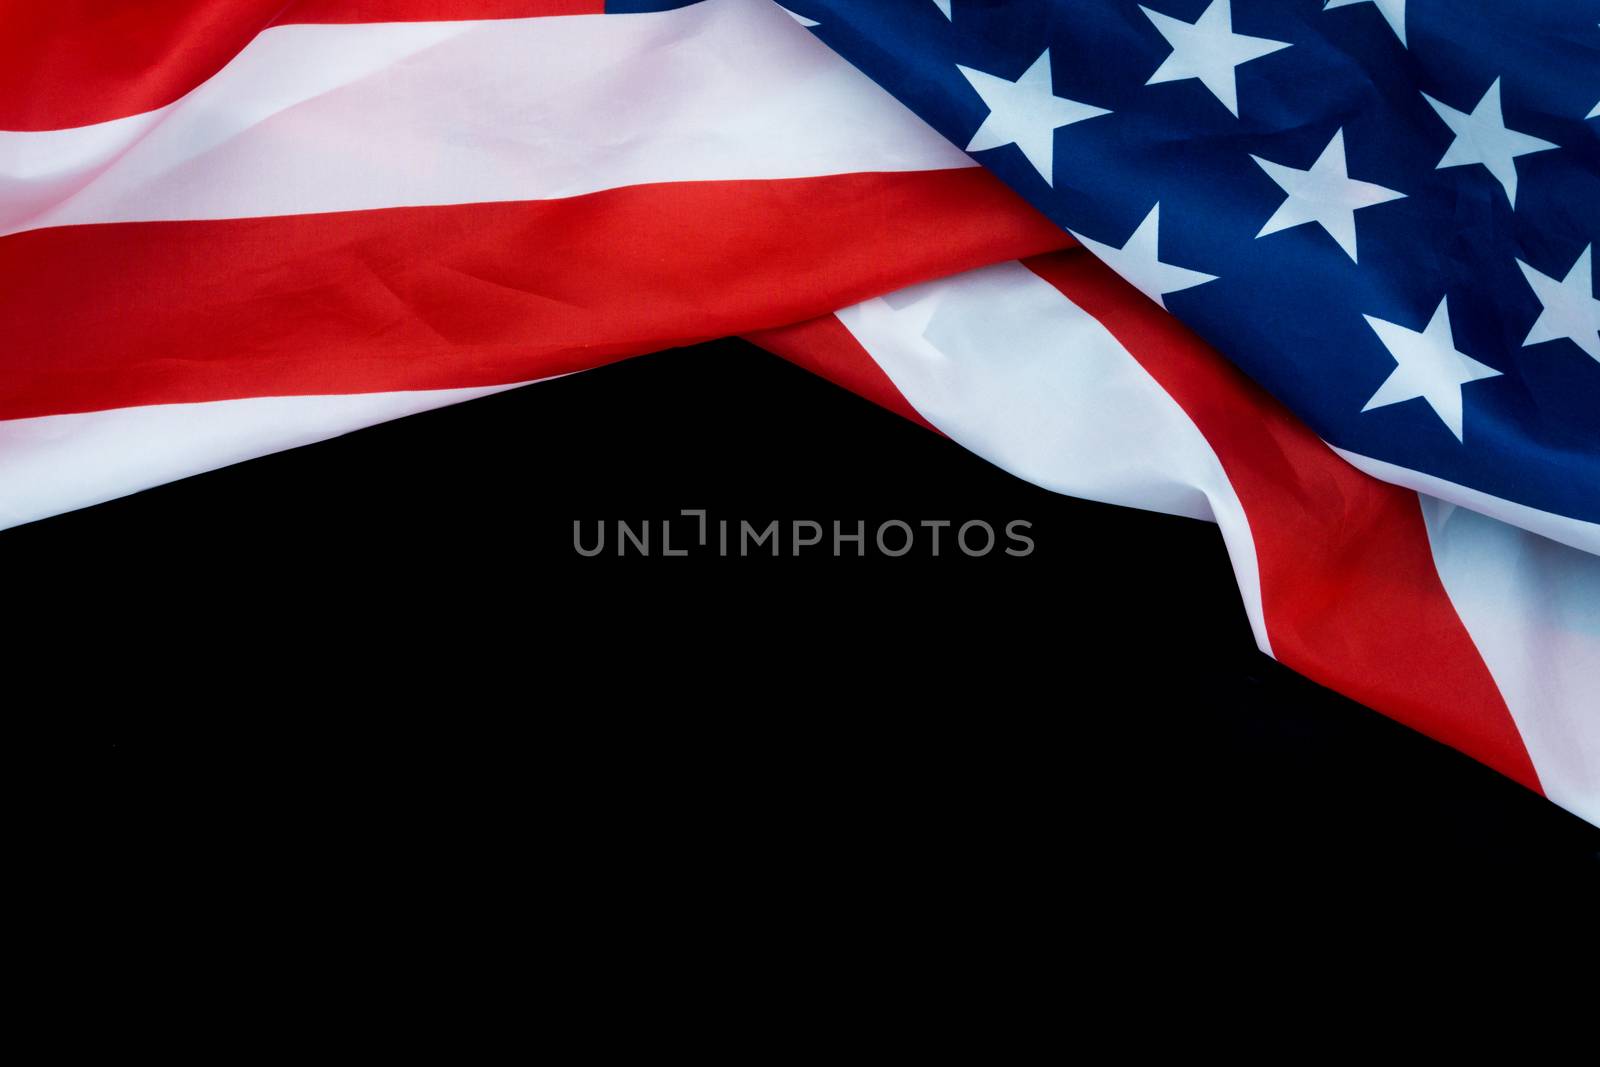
[2,0,1596,825]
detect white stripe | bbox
[0,0,971,236]
[835,260,1274,656]
[0,382,539,531]
[1332,446,1600,559]
[1418,496,1600,827]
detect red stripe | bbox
[744,316,942,435]
[288,0,600,17]
[0,1,603,132]
[0,169,1068,419]
[1023,251,1542,794]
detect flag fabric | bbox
[780,0,1600,555]
[0,0,1067,525]
[749,251,1600,827]
[2,0,1596,825]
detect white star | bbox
[957,49,1110,186]
[774,5,818,27]
[1517,245,1600,364]
[1069,204,1218,310]
[1252,128,1405,262]
[1422,78,1557,208]
[1141,0,1290,117]
[1361,297,1501,441]
[934,0,952,18]
[1323,0,1406,47]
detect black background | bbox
[12,338,1597,872]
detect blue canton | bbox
[782,0,1600,530]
